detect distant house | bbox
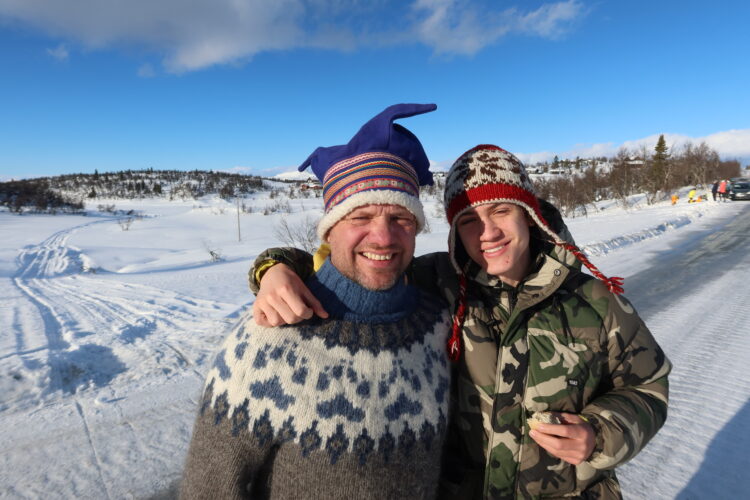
[300,180,322,191]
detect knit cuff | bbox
[254,259,279,288]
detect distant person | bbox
[252,145,672,498]
[718,179,728,201]
[180,104,454,498]
[688,188,697,203]
[671,194,679,205]
[711,180,719,201]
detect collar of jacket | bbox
[466,245,574,313]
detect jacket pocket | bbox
[524,328,596,413]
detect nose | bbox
[479,217,501,241]
[368,216,397,245]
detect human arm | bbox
[180,321,283,498]
[248,248,454,326]
[576,284,672,470]
[180,402,267,499]
[248,247,327,327]
[181,364,271,495]
[248,247,315,294]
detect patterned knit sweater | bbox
[180,259,452,499]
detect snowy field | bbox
[1,189,749,499]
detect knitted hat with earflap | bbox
[298,103,437,241]
[442,145,624,362]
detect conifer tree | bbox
[644,134,669,203]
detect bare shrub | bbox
[263,199,291,215]
[241,202,254,214]
[118,217,134,231]
[535,176,588,217]
[203,241,223,262]
[273,215,320,253]
[432,203,446,222]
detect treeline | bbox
[535,138,741,216]
[1,168,267,212]
[0,179,85,214]
[50,168,264,200]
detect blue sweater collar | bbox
[306,259,418,322]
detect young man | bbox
[252,145,672,499]
[180,104,453,499]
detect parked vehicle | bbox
[729,179,750,200]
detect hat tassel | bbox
[560,243,625,295]
[447,275,467,362]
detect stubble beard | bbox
[335,254,404,291]
[353,269,401,291]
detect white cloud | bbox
[137,63,155,78]
[223,165,303,178]
[0,0,585,72]
[516,129,750,164]
[687,129,750,159]
[516,0,583,39]
[429,159,453,172]
[221,166,256,174]
[45,43,69,61]
[412,0,584,55]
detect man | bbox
[180,104,453,499]
[252,146,671,499]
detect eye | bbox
[345,214,373,225]
[394,216,416,227]
[457,216,477,227]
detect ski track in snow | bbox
[1,218,237,498]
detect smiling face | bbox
[455,202,533,286]
[326,204,417,291]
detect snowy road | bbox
[618,203,750,499]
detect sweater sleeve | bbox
[180,392,274,499]
[180,321,280,499]
[247,247,314,294]
[580,284,672,470]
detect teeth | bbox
[483,245,505,254]
[363,252,393,261]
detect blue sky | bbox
[1,0,749,180]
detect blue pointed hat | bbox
[298,103,437,240]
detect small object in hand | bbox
[528,411,562,430]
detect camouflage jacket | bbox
[412,244,670,499]
[249,231,671,499]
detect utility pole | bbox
[236,195,242,242]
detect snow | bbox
[1,191,748,499]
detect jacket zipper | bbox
[484,299,528,499]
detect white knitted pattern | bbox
[203,310,452,452]
[317,189,426,241]
[443,147,535,208]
